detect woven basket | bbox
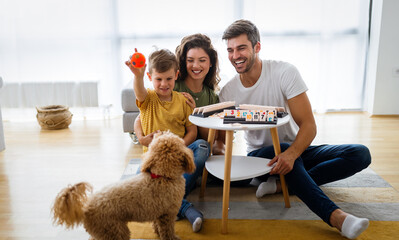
[36,105,73,130]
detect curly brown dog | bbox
[51,131,195,240]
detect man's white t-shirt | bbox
[219,60,308,153]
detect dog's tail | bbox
[51,182,93,229]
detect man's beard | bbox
[235,53,256,74]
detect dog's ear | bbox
[181,146,195,174]
[141,151,154,173]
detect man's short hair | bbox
[222,19,260,48]
[148,49,178,73]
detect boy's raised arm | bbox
[125,51,148,102]
[132,70,148,103]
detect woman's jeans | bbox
[248,143,371,225]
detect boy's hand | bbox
[126,48,148,102]
[138,130,160,147]
[181,92,196,109]
[125,48,146,79]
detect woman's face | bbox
[185,47,211,83]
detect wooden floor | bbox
[0,112,398,239]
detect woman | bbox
[134,34,221,233]
[174,34,220,140]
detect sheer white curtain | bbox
[118,0,369,112]
[240,0,370,112]
[0,0,370,120]
[0,0,118,119]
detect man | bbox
[215,19,371,239]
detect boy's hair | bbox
[222,19,260,48]
[148,49,178,73]
[175,33,221,91]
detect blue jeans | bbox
[248,143,371,225]
[178,139,210,218]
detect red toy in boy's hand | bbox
[130,48,146,68]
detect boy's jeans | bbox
[179,139,210,218]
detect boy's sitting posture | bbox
[125,49,209,232]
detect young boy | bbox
[125,49,208,232]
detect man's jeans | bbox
[248,143,371,225]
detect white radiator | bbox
[1,81,99,108]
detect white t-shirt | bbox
[219,60,308,153]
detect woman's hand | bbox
[181,92,196,109]
[212,139,225,155]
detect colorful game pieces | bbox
[223,109,277,124]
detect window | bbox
[0,0,370,119]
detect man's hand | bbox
[268,92,316,176]
[268,150,296,175]
[180,92,196,109]
[138,130,160,147]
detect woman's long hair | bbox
[175,33,221,91]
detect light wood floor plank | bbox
[0,112,398,239]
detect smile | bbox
[234,60,246,65]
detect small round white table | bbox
[189,115,291,234]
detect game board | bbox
[191,102,288,125]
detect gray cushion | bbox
[121,80,140,134]
[123,112,139,133]
[121,87,139,112]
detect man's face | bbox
[226,34,259,74]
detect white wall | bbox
[0,77,5,151]
[366,0,399,115]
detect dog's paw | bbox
[152,222,160,236]
[171,235,181,240]
[158,234,180,240]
